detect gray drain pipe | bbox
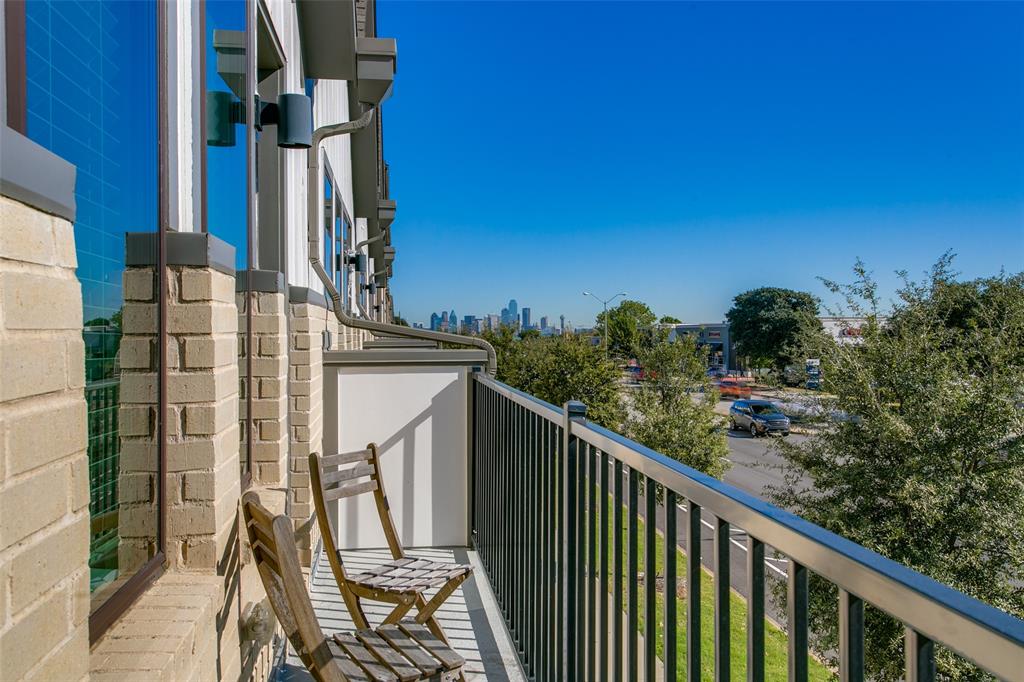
[305,111,497,375]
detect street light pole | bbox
[583,291,627,357]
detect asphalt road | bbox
[635,429,811,626]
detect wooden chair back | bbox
[310,444,405,591]
[240,492,345,682]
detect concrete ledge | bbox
[323,347,488,367]
[0,126,76,222]
[288,286,329,309]
[236,269,286,294]
[126,232,235,276]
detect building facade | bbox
[667,322,736,370]
[0,0,397,678]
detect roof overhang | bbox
[295,0,358,80]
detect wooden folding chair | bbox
[309,445,473,644]
[240,492,464,682]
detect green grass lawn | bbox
[599,495,833,681]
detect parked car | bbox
[715,377,751,399]
[729,400,791,436]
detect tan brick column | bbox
[121,232,241,572]
[0,195,90,681]
[287,292,329,567]
[237,274,288,487]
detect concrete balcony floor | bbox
[280,547,525,681]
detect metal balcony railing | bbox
[469,373,1024,681]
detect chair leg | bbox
[342,589,370,630]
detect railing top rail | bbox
[474,372,563,423]
[471,374,1024,678]
[569,419,1024,679]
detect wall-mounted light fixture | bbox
[207,92,313,149]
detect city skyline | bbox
[418,297,577,333]
[379,1,1024,324]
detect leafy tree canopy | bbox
[771,256,1024,680]
[726,287,822,370]
[595,299,657,358]
[626,331,729,478]
[659,315,682,324]
[482,328,624,429]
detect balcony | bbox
[289,341,1023,680]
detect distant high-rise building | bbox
[487,314,500,330]
[522,307,531,329]
[440,311,449,331]
[463,315,475,331]
[500,307,510,326]
[560,314,566,333]
[430,312,440,331]
[540,315,549,331]
[449,310,457,332]
[508,299,518,323]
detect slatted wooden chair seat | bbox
[348,558,473,595]
[310,446,473,644]
[240,492,464,682]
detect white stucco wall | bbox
[323,365,471,549]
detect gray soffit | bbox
[355,37,396,105]
[377,198,395,228]
[236,269,285,293]
[295,0,357,80]
[349,97,378,221]
[323,347,488,367]
[126,231,236,276]
[0,126,76,222]
[288,285,329,309]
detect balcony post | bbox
[467,366,480,544]
[562,400,587,681]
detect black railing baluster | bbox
[644,476,657,682]
[517,403,524,647]
[562,401,586,680]
[627,467,639,682]
[747,536,765,682]
[531,411,539,675]
[599,451,610,682]
[665,489,678,682]
[839,589,864,682]
[612,458,624,680]
[788,561,809,682]
[575,437,586,676]
[715,516,731,681]
[686,500,701,682]
[586,445,597,679]
[554,422,564,681]
[904,628,936,682]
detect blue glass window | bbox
[24,0,158,598]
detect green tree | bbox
[595,299,657,358]
[626,331,729,478]
[771,256,1024,680]
[659,315,682,324]
[726,287,823,370]
[482,329,624,429]
[392,315,409,327]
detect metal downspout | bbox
[305,112,498,375]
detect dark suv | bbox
[729,400,790,437]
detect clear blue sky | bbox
[377,1,1024,327]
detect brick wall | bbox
[287,301,329,567]
[0,195,90,681]
[238,291,288,486]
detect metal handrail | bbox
[471,372,1024,679]
[571,419,1024,679]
